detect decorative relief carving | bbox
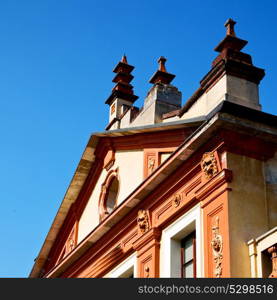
[68,237,75,252]
[137,209,150,234]
[148,157,156,174]
[268,244,277,278]
[66,225,77,254]
[56,224,77,265]
[201,152,218,179]
[211,216,223,278]
[172,194,181,208]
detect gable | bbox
[78,149,144,242]
[32,124,200,277]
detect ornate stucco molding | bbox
[201,152,218,179]
[137,209,150,234]
[211,216,223,277]
[148,157,156,174]
[172,194,181,208]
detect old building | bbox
[30,19,277,278]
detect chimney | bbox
[131,57,181,126]
[204,19,265,110]
[105,55,138,129]
[179,19,265,118]
[208,18,265,110]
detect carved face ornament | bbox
[201,152,218,179]
[137,209,149,233]
[211,233,222,254]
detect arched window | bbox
[99,169,119,221]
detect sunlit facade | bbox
[30,19,277,278]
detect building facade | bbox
[30,19,277,278]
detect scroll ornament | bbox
[211,216,223,278]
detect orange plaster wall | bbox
[133,228,161,278]
[202,192,231,277]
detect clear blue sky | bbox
[0,0,276,277]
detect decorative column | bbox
[200,151,231,277]
[133,209,161,278]
[211,216,223,277]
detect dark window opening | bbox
[181,231,196,278]
[121,104,130,115]
[261,249,272,278]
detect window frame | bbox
[104,253,137,278]
[248,227,277,278]
[160,204,203,277]
[99,168,120,221]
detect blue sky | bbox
[0,0,276,277]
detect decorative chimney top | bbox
[225,18,236,36]
[149,56,175,84]
[179,19,265,116]
[207,18,265,85]
[158,56,167,72]
[121,54,128,64]
[214,18,248,55]
[105,55,138,105]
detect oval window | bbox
[105,176,119,213]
